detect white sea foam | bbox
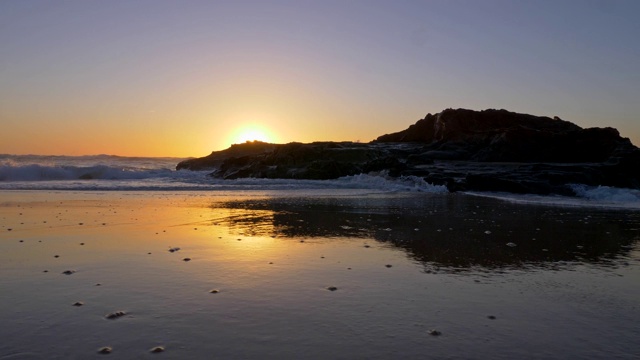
[0,164,175,181]
[334,172,448,193]
[568,184,640,203]
[0,155,448,193]
[465,184,640,210]
[1,155,638,210]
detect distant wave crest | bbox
[0,164,174,181]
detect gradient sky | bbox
[1,0,639,157]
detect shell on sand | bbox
[97,346,112,354]
[150,346,165,353]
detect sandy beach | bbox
[1,190,639,359]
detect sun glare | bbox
[230,125,274,145]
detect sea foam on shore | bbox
[1,155,639,210]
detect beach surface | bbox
[1,190,639,359]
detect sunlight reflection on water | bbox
[0,191,638,359]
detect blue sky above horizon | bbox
[1,0,639,156]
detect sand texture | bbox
[1,191,639,359]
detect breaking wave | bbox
[465,184,640,210]
[0,157,447,193]
[568,184,640,203]
[1,155,636,209]
[0,164,174,181]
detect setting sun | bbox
[229,124,275,145]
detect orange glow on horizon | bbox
[227,123,277,146]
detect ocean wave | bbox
[465,184,640,210]
[332,172,448,193]
[1,156,635,209]
[568,184,640,203]
[0,164,177,181]
[0,163,448,194]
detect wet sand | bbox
[1,190,639,359]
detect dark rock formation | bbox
[176,141,276,171]
[176,109,640,195]
[181,141,402,180]
[375,108,632,163]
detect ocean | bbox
[1,154,639,209]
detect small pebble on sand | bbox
[488,315,496,320]
[97,346,112,354]
[327,286,338,291]
[209,289,220,294]
[62,270,76,275]
[183,257,191,262]
[428,329,442,336]
[105,311,126,319]
[72,301,84,307]
[385,264,393,268]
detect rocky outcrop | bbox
[375,108,633,163]
[176,141,276,171]
[177,109,640,195]
[178,141,411,180]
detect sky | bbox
[1,0,639,157]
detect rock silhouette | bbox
[177,108,640,195]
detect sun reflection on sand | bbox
[2,192,638,274]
